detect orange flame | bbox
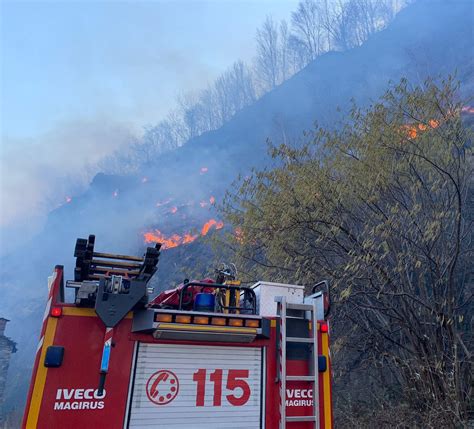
[201,219,224,236]
[183,233,198,244]
[403,118,440,140]
[405,126,418,139]
[403,106,474,142]
[234,227,244,243]
[144,230,186,249]
[144,218,224,249]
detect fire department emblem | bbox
[146,370,180,405]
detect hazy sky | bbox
[2,0,297,138]
[0,0,297,235]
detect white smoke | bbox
[0,116,137,249]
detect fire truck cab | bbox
[22,235,333,428]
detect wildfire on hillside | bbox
[144,218,224,249]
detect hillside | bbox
[1,0,473,415]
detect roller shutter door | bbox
[127,343,263,428]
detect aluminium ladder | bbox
[276,293,325,429]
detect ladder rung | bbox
[93,251,144,262]
[286,375,314,381]
[287,337,314,343]
[286,416,317,422]
[286,303,314,311]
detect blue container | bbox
[194,293,215,312]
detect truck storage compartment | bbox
[127,343,263,428]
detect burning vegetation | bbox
[201,219,224,235]
[402,119,440,139]
[400,105,473,141]
[143,218,224,249]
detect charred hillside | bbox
[1,0,473,416]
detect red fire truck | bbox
[22,235,333,428]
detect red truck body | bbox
[23,253,333,428]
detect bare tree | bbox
[331,0,359,50]
[178,92,207,140]
[146,117,185,153]
[279,20,291,81]
[225,61,256,112]
[291,0,325,62]
[214,60,256,123]
[332,0,399,50]
[255,16,281,91]
[288,34,309,72]
[319,0,335,51]
[198,87,220,131]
